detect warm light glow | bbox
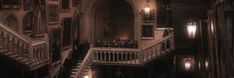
[205,61,209,69]
[184,61,191,70]
[187,22,197,38]
[144,3,151,15]
[184,58,192,71]
[211,21,214,33]
[84,75,88,78]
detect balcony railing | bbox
[71,34,174,78]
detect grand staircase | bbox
[69,33,174,78]
[0,22,50,71]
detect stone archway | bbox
[92,0,134,40]
[80,0,141,43]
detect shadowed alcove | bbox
[92,0,134,41]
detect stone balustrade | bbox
[73,34,174,78]
[92,48,142,64]
[0,22,49,69]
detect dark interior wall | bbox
[94,0,134,40]
[93,56,173,78]
[108,0,134,40]
[171,0,211,50]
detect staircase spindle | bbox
[108,51,111,62]
[0,35,2,49]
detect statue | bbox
[33,0,45,37]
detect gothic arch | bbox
[81,0,139,42]
[4,14,19,31]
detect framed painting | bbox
[62,17,72,48]
[47,4,59,23]
[142,23,154,39]
[50,27,62,64]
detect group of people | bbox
[59,40,90,78]
[95,40,138,48]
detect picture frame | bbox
[47,4,59,23]
[62,17,72,49]
[50,27,62,64]
[142,23,154,39]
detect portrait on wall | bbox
[142,23,154,39]
[48,5,59,23]
[62,18,72,48]
[50,27,62,63]
[0,0,21,9]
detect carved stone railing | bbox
[0,22,49,70]
[72,34,174,78]
[92,48,142,65]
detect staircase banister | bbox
[0,21,30,43]
[142,34,174,50]
[92,47,141,52]
[76,48,93,78]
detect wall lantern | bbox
[144,0,151,15]
[84,75,89,78]
[184,58,192,71]
[187,20,197,38]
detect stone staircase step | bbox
[23,30,33,34]
[71,68,79,72]
[10,54,19,58]
[15,57,24,60]
[70,75,76,78]
[3,52,14,56]
[71,72,77,75]
[0,50,8,53]
[20,58,28,63]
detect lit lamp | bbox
[144,0,151,15]
[187,21,197,38]
[83,75,88,78]
[184,58,192,71]
[205,60,209,69]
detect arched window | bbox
[62,0,70,9]
[4,15,19,31]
